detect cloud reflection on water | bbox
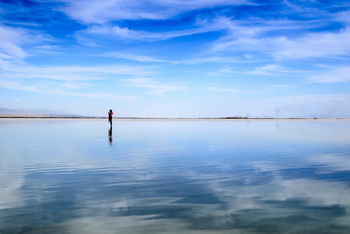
[0,120,350,233]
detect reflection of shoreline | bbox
[1,117,350,122]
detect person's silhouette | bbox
[108,109,113,128]
[108,127,113,145]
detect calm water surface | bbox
[1,119,350,234]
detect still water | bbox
[1,119,350,234]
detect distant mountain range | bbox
[0,108,81,117]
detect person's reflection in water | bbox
[108,127,113,145]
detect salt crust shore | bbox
[1,117,350,122]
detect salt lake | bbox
[1,118,350,234]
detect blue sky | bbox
[0,0,350,117]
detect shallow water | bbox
[1,119,350,234]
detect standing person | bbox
[108,109,113,127]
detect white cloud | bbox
[0,25,29,59]
[214,25,350,60]
[307,66,350,83]
[102,52,166,63]
[59,0,249,24]
[31,44,62,55]
[101,52,256,65]
[77,21,225,42]
[58,91,138,101]
[207,11,350,60]
[76,14,286,44]
[272,27,350,59]
[218,16,319,38]
[0,80,42,93]
[0,64,156,81]
[248,64,306,76]
[248,64,287,76]
[122,77,188,95]
[0,25,53,61]
[282,0,327,16]
[336,10,350,24]
[75,15,316,44]
[207,66,243,76]
[180,56,256,65]
[266,84,297,89]
[0,80,138,101]
[205,86,244,93]
[59,81,87,89]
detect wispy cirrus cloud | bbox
[180,56,258,65]
[307,66,350,83]
[57,91,138,100]
[0,80,42,93]
[121,77,188,95]
[101,52,257,65]
[248,64,288,76]
[214,29,350,60]
[0,80,138,101]
[0,25,29,59]
[0,24,53,60]
[0,64,156,80]
[75,15,321,44]
[72,4,349,64]
[31,45,62,55]
[266,84,297,89]
[207,66,241,76]
[75,19,227,43]
[336,10,350,24]
[59,81,88,89]
[213,16,323,38]
[0,60,153,101]
[59,0,249,24]
[213,16,350,60]
[204,86,249,93]
[248,64,308,76]
[271,28,350,60]
[102,52,166,63]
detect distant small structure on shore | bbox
[222,117,248,119]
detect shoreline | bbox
[1,117,350,122]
